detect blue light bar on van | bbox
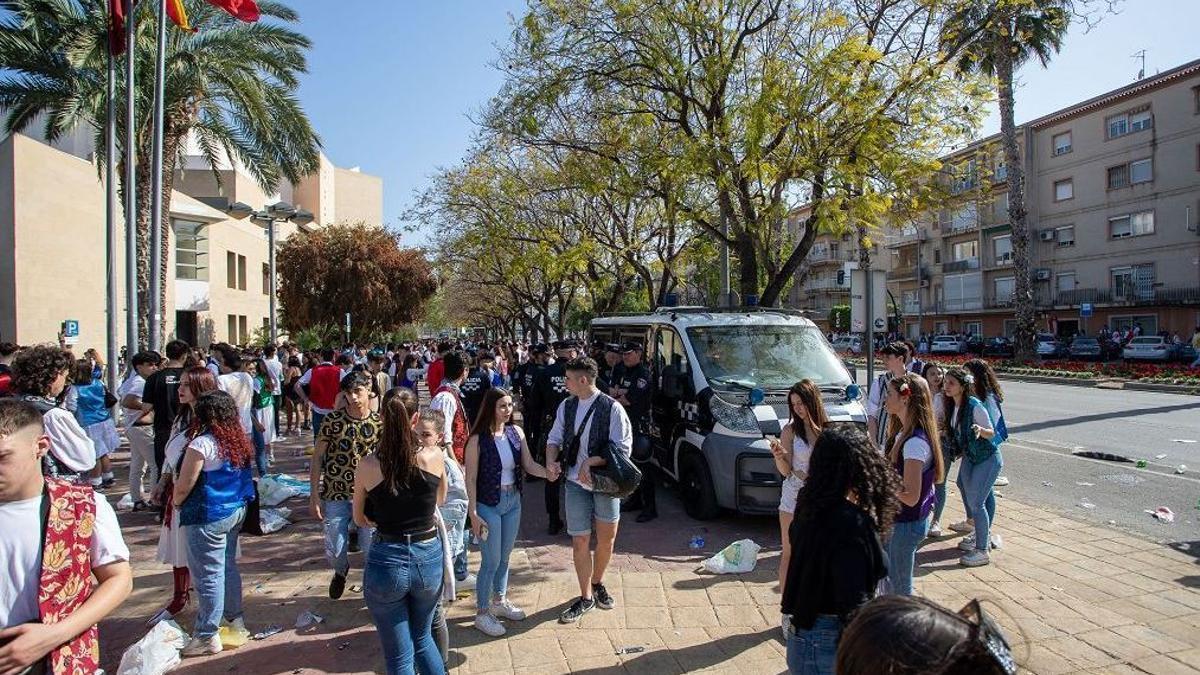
[663,293,678,307]
[744,294,759,307]
[748,388,765,406]
[845,384,862,402]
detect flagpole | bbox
[148,0,166,352]
[105,24,119,394]
[124,0,139,359]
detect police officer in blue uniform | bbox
[596,342,623,395]
[612,341,656,522]
[530,340,576,535]
[460,350,494,425]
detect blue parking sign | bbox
[63,320,79,337]
[1080,303,1093,318]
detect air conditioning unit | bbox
[1038,230,1056,242]
[1034,269,1052,281]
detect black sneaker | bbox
[348,531,360,553]
[592,583,614,610]
[559,597,595,624]
[548,517,564,536]
[635,509,658,523]
[329,572,346,600]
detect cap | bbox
[552,340,574,351]
[621,341,644,354]
[532,343,551,355]
[604,343,622,354]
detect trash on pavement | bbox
[260,506,291,533]
[1136,460,1148,469]
[699,539,761,575]
[1075,482,1095,487]
[117,493,134,510]
[116,619,187,675]
[218,623,249,649]
[1145,507,1175,523]
[1077,501,1095,509]
[1155,453,1168,459]
[337,641,351,651]
[295,610,324,630]
[615,646,645,655]
[1041,481,1054,487]
[349,584,362,593]
[688,535,705,550]
[1176,465,1187,475]
[1171,439,1197,443]
[252,625,283,641]
[259,474,310,507]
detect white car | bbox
[1122,336,1177,362]
[832,335,863,354]
[930,335,968,354]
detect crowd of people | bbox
[0,335,1015,675]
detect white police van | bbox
[590,307,866,520]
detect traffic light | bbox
[836,270,845,286]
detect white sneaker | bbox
[994,476,1010,487]
[474,612,506,637]
[457,574,477,592]
[958,533,977,551]
[960,549,991,567]
[927,522,943,538]
[949,519,974,533]
[181,634,222,657]
[490,599,526,621]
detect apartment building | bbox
[783,208,889,330]
[888,58,1200,339]
[0,129,384,354]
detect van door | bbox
[651,325,690,476]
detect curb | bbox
[1123,381,1200,396]
[995,373,1097,388]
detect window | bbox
[1129,158,1153,184]
[1052,131,1072,156]
[1107,164,1128,189]
[993,277,1015,304]
[174,220,207,280]
[1002,319,1017,338]
[1055,225,1075,247]
[227,314,238,342]
[1109,210,1154,239]
[1054,179,1073,201]
[994,159,1008,181]
[262,263,270,295]
[952,240,978,261]
[226,251,237,288]
[1111,264,1154,300]
[1112,314,1158,335]
[948,203,978,232]
[943,273,982,311]
[934,248,941,263]
[964,321,982,337]
[239,315,248,345]
[992,235,1012,264]
[237,255,247,291]
[1107,108,1152,139]
[654,327,689,377]
[1056,272,1076,294]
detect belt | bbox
[500,484,518,493]
[373,527,438,544]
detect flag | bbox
[206,0,260,22]
[166,0,195,32]
[108,0,126,55]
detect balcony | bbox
[805,279,850,293]
[943,257,981,274]
[902,301,921,315]
[890,265,931,282]
[1041,286,1200,308]
[928,298,984,313]
[985,294,1016,309]
[984,252,1014,269]
[808,248,855,264]
[945,220,981,235]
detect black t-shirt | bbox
[144,366,184,442]
[460,368,493,425]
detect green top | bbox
[252,374,274,410]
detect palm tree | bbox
[0,0,321,346]
[948,0,1070,362]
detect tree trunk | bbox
[996,37,1037,363]
[737,229,757,303]
[132,128,182,349]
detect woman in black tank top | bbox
[353,388,447,675]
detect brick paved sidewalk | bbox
[97,429,1200,674]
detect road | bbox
[856,372,1200,544]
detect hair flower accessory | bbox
[897,381,912,397]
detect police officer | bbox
[459,350,494,425]
[613,341,656,522]
[530,340,576,535]
[597,343,623,395]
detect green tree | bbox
[0,0,321,345]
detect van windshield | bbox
[686,324,850,391]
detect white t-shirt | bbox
[218,372,254,435]
[429,389,461,443]
[495,433,518,486]
[894,433,933,468]
[43,408,97,473]
[187,433,229,471]
[116,373,147,429]
[786,423,813,479]
[0,490,129,628]
[546,391,633,491]
[265,357,284,393]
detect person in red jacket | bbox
[295,348,342,440]
[425,341,453,401]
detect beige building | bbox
[0,130,384,354]
[888,58,1200,339]
[783,208,890,331]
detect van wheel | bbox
[679,453,720,521]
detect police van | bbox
[590,307,866,520]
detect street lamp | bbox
[248,202,315,344]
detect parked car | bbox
[1178,343,1198,364]
[1036,334,1068,359]
[930,335,969,355]
[1068,336,1114,361]
[966,335,985,355]
[831,335,863,355]
[981,337,1015,358]
[1122,336,1177,362]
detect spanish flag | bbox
[166,0,195,31]
[206,0,260,22]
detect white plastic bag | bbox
[116,619,187,675]
[699,538,761,574]
[260,506,291,534]
[258,476,300,507]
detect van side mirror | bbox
[844,360,857,382]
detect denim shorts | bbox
[565,479,620,536]
[785,614,841,675]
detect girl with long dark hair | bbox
[463,387,551,637]
[943,367,1001,567]
[353,384,447,674]
[172,390,255,656]
[921,362,953,538]
[781,427,897,674]
[883,373,944,595]
[770,380,829,606]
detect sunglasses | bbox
[958,599,1016,675]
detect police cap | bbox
[621,341,644,354]
[532,343,551,355]
[552,340,573,351]
[604,342,622,354]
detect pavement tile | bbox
[625,606,672,629]
[620,571,664,589]
[621,649,684,675]
[1022,643,1080,675]
[1168,649,1200,669]
[1040,635,1121,669]
[669,605,720,628]
[706,584,755,606]
[508,636,565,667]
[623,587,667,608]
[714,604,767,627]
[1128,594,1198,619]
[1134,654,1200,675]
[1076,628,1158,661]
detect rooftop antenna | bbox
[1132,49,1146,80]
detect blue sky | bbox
[288,0,1199,247]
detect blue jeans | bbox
[324,499,374,576]
[932,445,957,525]
[250,429,268,478]
[312,410,326,441]
[364,536,445,675]
[184,506,246,639]
[438,501,470,582]
[564,479,620,536]
[474,488,522,611]
[959,450,1003,550]
[785,614,840,675]
[887,518,929,596]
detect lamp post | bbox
[250,202,314,344]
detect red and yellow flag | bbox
[108,0,126,55]
[166,0,195,32]
[206,0,260,22]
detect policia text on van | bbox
[589,307,866,519]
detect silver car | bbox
[1121,336,1176,362]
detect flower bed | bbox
[841,352,1200,384]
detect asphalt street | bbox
[856,371,1200,546]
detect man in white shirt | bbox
[118,351,161,508]
[0,399,132,673]
[263,344,285,434]
[544,357,632,625]
[212,345,254,438]
[867,342,909,451]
